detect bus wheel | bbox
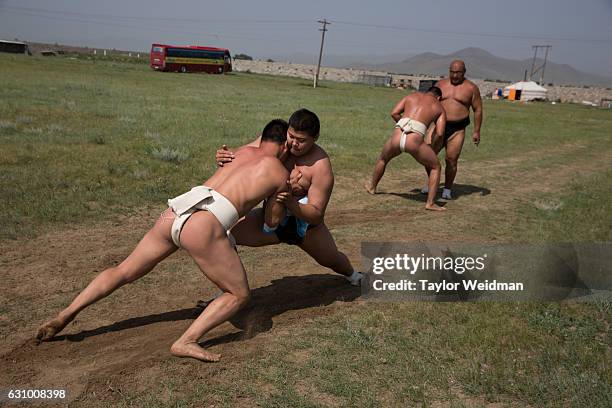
[180,66,187,73]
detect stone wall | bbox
[233,59,389,83]
[233,59,612,105]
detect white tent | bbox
[503,81,548,101]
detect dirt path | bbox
[0,144,609,405]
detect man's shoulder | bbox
[405,92,420,102]
[436,78,450,86]
[313,147,333,173]
[235,145,258,156]
[463,79,480,91]
[302,144,330,163]
[296,145,332,180]
[312,143,330,158]
[310,147,333,181]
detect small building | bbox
[600,98,612,109]
[503,81,548,101]
[417,79,437,92]
[0,40,30,54]
[357,73,392,87]
[394,78,407,89]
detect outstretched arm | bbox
[471,86,483,145]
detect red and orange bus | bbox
[150,44,232,74]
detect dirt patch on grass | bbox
[0,207,361,404]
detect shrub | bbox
[150,147,189,164]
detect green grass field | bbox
[1,53,611,407]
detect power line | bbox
[3,4,610,63]
[0,8,443,53]
[0,5,313,25]
[1,9,318,46]
[3,9,223,41]
[329,19,612,44]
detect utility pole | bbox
[313,19,330,88]
[529,45,552,85]
[539,45,550,85]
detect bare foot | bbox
[36,317,69,343]
[171,341,221,362]
[425,203,447,211]
[364,182,376,195]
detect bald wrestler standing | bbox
[423,60,483,200]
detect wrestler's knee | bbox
[428,158,441,171]
[445,156,458,167]
[378,153,391,163]
[231,288,251,308]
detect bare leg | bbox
[230,208,281,247]
[365,129,402,194]
[402,133,446,211]
[299,223,354,277]
[37,209,178,341]
[422,126,444,193]
[170,211,251,362]
[443,130,466,191]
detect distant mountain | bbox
[345,47,612,87]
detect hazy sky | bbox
[1,0,611,76]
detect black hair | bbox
[427,86,442,98]
[261,119,288,144]
[288,108,320,138]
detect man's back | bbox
[401,92,444,126]
[204,147,288,217]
